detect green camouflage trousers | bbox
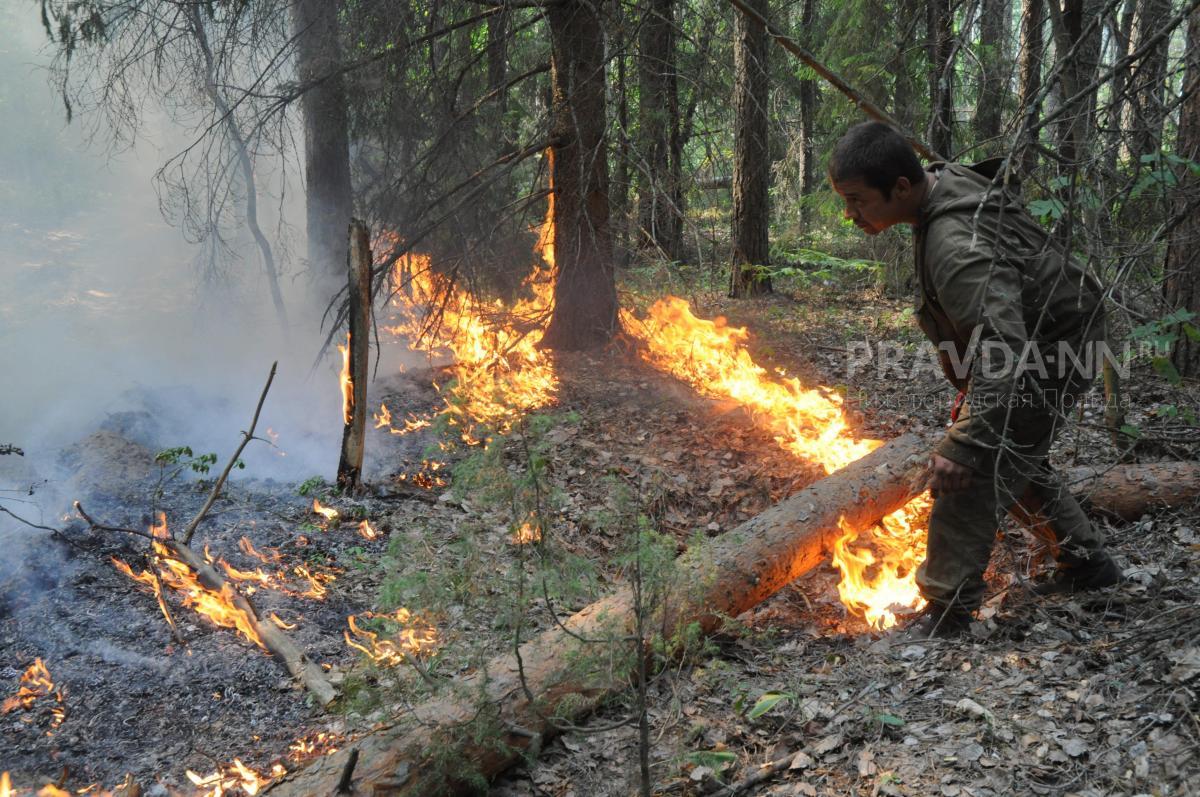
[915,391,1108,611]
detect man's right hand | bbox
[929,453,972,499]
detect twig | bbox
[149,564,186,646]
[0,444,23,456]
[72,502,157,541]
[0,504,91,554]
[335,748,359,794]
[182,362,277,545]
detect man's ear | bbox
[892,176,912,197]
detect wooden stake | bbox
[338,220,372,490]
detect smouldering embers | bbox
[622,298,931,629]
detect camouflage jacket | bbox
[913,160,1107,471]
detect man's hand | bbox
[929,453,972,499]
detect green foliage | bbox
[296,476,325,496]
[1130,308,1198,387]
[746,690,796,720]
[683,749,738,777]
[154,446,221,475]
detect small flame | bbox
[511,522,541,545]
[2,659,66,735]
[269,613,297,630]
[287,731,341,761]
[344,608,438,666]
[312,499,339,522]
[395,460,447,490]
[187,758,268,797]
[0,772,9,797]
[357,520,379,540]
[238,537,282,563]
[374,403,433,437]
[293,565,336,600]
[338,332,353,426]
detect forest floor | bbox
[3,276,1199,796]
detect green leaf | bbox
[746,690,795,720]
[875,712,906,727]
[1119,424,1141,439]
[1151,356,1182,385]
[684,750,738,772]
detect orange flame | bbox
[111,516,267,649]
[344,608,438,666]
[623,297,929,628]
[381,193,558,442]
[2,659,65,736]
[338,332,353,425]
[287,731,341,762]
[311,499,339,522]
[357,520,379,540]
[269,613,297,630]
[238,536,282,563]
[187,758,269,796]
[511,522,541,545]
[374,403,433,437]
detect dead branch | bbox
[77,499,338,707]
[0,444,23,456]
[181,362,277,545]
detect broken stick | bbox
[76,501,338,708]
[338,220,372,490]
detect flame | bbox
[511,522,540,545]
[269,613,296,630]
[338,333,353,425]
[287,731,341,761]
[293,565,336,600]
[357,520,379,540]
[311,499,339,522]
[238,537,282,563]
[187,758,268,796]
[623,297,929,628]
[395,459,447,490]
[374,403,433,436]
[1,772,9,797]
[111,516,267,649]
[381,197,558,442]
[2,659,66,735]
[344,608,438,666]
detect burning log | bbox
[1067,461,1200,520]
[338,219,373,490]
[266,433,930,796]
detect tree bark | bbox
[1127,0,1172,161]
[974,0,1012,145]
[1165,6,1200,377]
[266,433,931,796]
[1017,0,1045,176]
[338,220,372,490]
[1067,462,1200,520]
[1048,0,1105,166]
[540,0,619,351]
[294,0,354,292]
[927,0,955,159]
[636,0,683,259]
[730,0,772,297]
[797,0,819,206]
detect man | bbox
[828,121,1121,638]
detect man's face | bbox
[830,177,907,235]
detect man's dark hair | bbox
[828,122,926,198]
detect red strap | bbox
[950,391,966,423]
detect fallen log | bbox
[1067,461,1200,520]
[267,433,931,796]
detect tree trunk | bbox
[893,0,918,132]
[337,221,371,491]
[926,0,955,159]
[1017,0,1045,176]
[1048,0,1104,166]
[974,0,1012,145]
[798,0,819,208]
[265,434,931,797]
[730,0,772,297]
[1101,0,1137,184]
[1127,0,1172,161]
[293,0,354,292]
[1165,7,1200,377]
[1067,462,1200,520]
[540,0,619,351]
[636,0,683,259]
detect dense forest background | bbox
[24,0,1200,372]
